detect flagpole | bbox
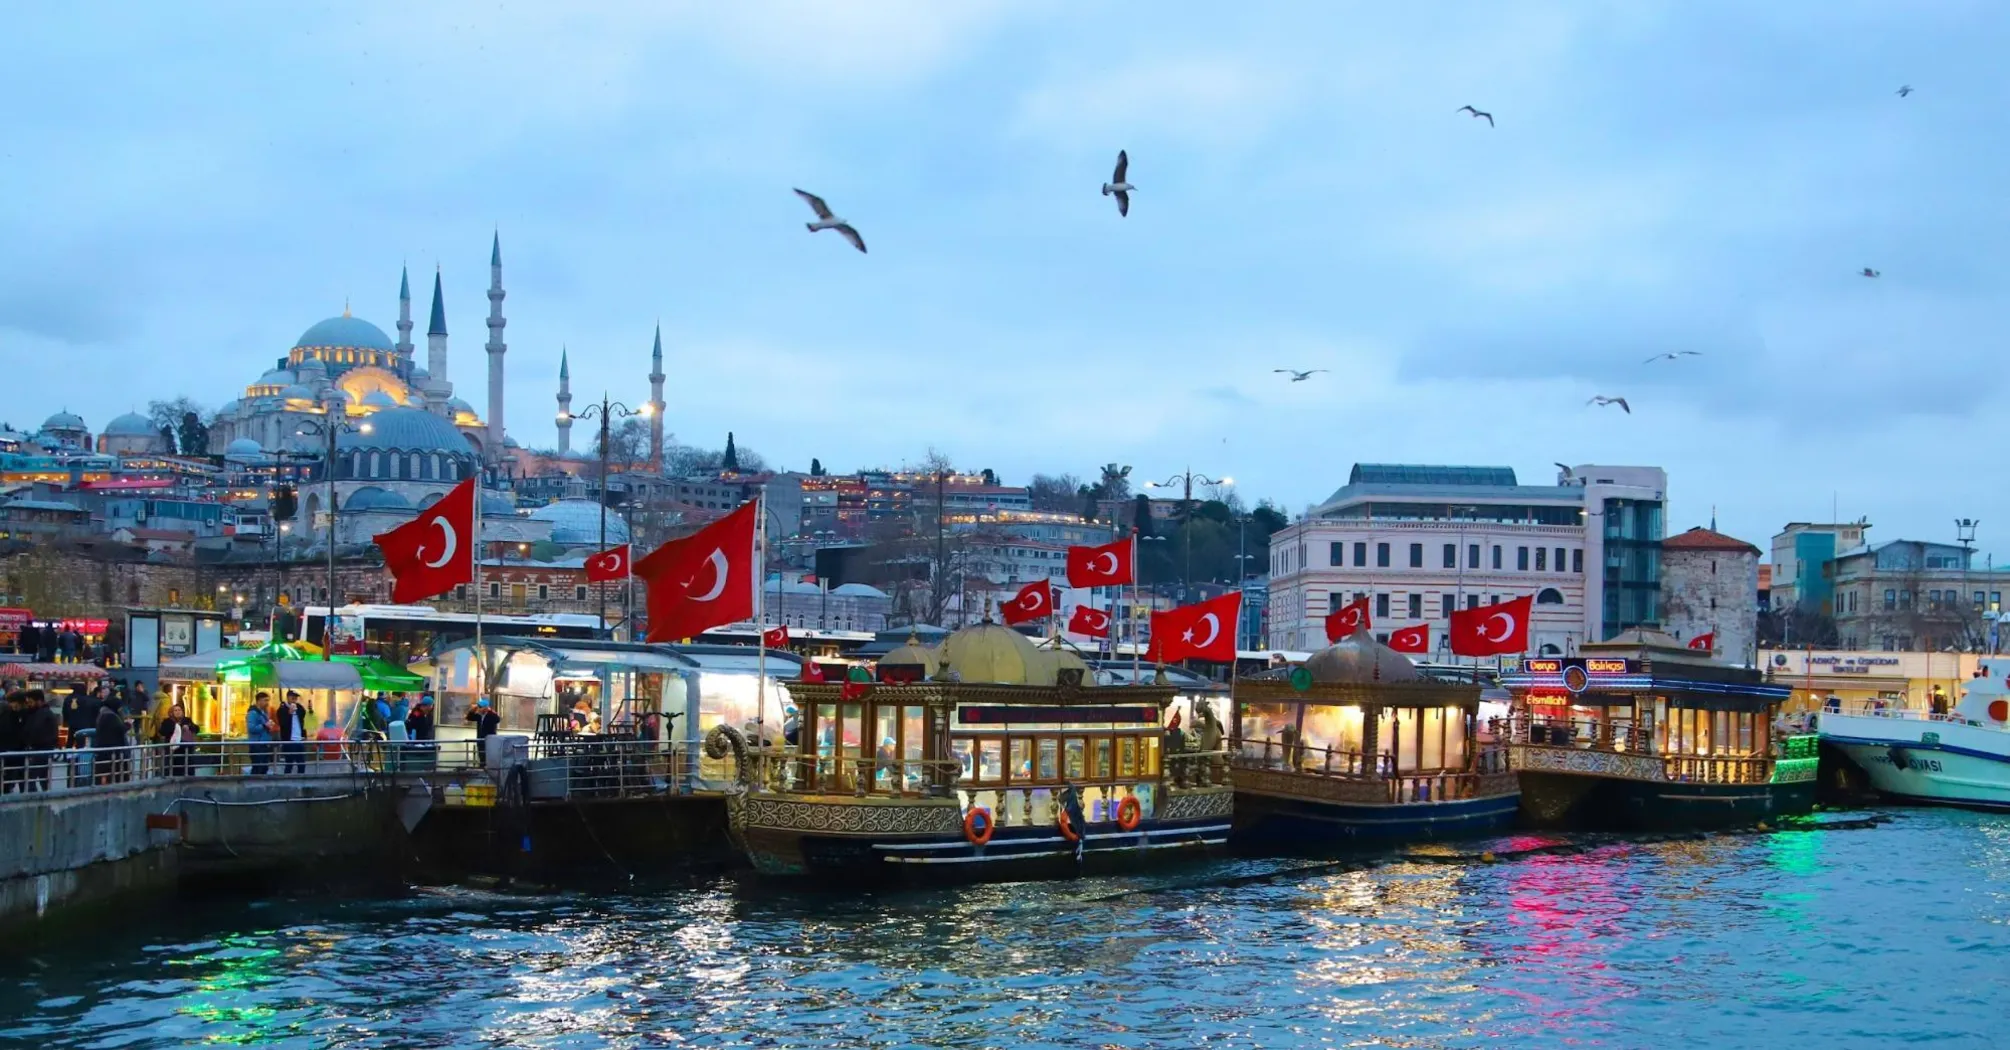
[754,492,768,749]
[471,477,485,720]
[1129,529,1141,682]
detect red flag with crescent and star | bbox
[1068,605,1112,639]
[1066,536,1135,588]
[763,625,789,648]
[1688,631,1715,651]
[1388,623,1430,654]
[373,476,477,604]
[1448,595,1532,657]
[584,544,631,583]
[1148,591,1241,662]
[1000,581,1055,626]
[637,500,758,644]
[1324,595,1371,642]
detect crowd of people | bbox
[0,676,150,792]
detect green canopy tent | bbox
[214,646,429,734]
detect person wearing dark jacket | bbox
[94,699,130,784]
[152,702,201,777]
[465,697,500,763]
[0,691,24,794]
[21,690,60,790]
[275,691,309,775]
[405,696,435,741]
[61,685,96,744]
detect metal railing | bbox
[1661,754,1770,784]
[1233,740,1510,779]
[522,736,689,800]
[1823,705,1995,729]
[1505,715,1655,753]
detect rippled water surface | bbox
[5,809,2009,1048]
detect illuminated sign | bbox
[1584,658,1630,675]
[1522,659,1562,673]
[1563,666,1591,693]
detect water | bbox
[4,809,2008,1049]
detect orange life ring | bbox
[963,806,994,846]
[1116,795,1143,831]
[1056,808,1081,843]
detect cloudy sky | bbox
[3,2,2005,558]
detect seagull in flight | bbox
[1643,351,1701,364]
[1457,105,1494,127]
[1102,150,1133,217]
[793,189,866,254]
[1860,267,1880,278]
[1897,85,1913,97]
[1274,369,1327,382]
[1586,396,1631,414]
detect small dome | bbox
[225,437,264,457]
[528,498,630,545]
[218,399,241,415]
[295,315,395,352]
[104,412,155,438]
[447,397,474,414]
[881,635,940,676]
[359,390,399,410]
[939,622,1045,685]
[280,384,315,400]
[560,448,594,463]
[1301,633,1420,684]
[503,436,521,448]
[344,486,412,512]
[336,407,474,455]
[480,490,518,516]
[257,368,296,386]
[411,364,430,379]
[42,410,87,432]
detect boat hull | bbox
[1819,711,2010,811]
[1509,744,1813,831]
[731,788,1233,883]
[1229,769,1520,847]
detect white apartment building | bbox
[1268,464,1669,656]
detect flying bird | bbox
[1274,369,1327,382]
[1860,267,1880,278]
[1643,351,1701,364]
[1586,396,1631,414]
[1102,150,1133,217]
[793,188,866,254]
[1554,463,1576,480]
[1897,85,1913,97]
[1457,105,1494,127]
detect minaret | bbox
[555,347,573,456]
[485,231,508,459]
[426,268,448,386]
[648,323,666,471]
[394,266,414,365]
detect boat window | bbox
[1037,738,1059,780]
[839,703,864,788]
[1092,738,1112,779]
[1442,706,1467,769]
[873,706,899,791]
[1239,702,1302,766]
[1394,709,1419,772]
[1009,738,1032,782]
[1118,737,1137,777]
[1420,707,1445,770]
[1299,705,1365,773]
[815,703,838,787]
[902,706,926,786]
[976,738,1003,783]
[1737,712,1755,754]
[1140,734,1159,776]
[1064,737,1086,779]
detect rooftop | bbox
[1661,526,1762,555]
[1349,464,1518,487]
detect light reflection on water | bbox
[4,810,2009,1048]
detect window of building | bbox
[489,582,501,598]
[575,585,588,601]
[1536,587,1565,604]
[1517,546,1529,571]
[1554,547,1566,572]
[1376,593,1390,618]
[1928,589,1941,606]
[1572,549,1583,574]
[1884,588,1897,610]
[1900,589,1913,608]
[1976,591,1987,608]
[1330,542,1344,566]
[537,584,549,600]
[1444,593,1457,618]
[1492,545,1502,570]
[1535,548,1547,571]
[1376,542,1390,567]
[1409,543,1423,568]
[1443,543,1456,568]
[1408,594,1422,618]
[453,586,466,601]
[1353,542,1367,567]
[1468,544,1480,569]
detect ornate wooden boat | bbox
[719,623,1233,882]
[1499,632,1816,830]
[1229,634,1519,846]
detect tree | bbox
[723,432,739,472]
[1098,464,1133,503]
[147,397,208,454]
[1757,605,1840,649]
[980,468,998,485]
[1027,473,1083,512]
[594,418,649,471]
[177,412,209,458]
[1079,485,1100,522]
[1132,494,1155,537]
[810,458,825,477]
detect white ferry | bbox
[1815,673,2010,810]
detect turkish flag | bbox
[1388,623,1430,654]
[1148,592,1240,663]
[1068,605,1112,639]
[1324,595,1371,642]
[1449,595,1533,657]
[1066,537,1135,588]
[763,625,789,648]
[373,476,477,604]
[1000,581,1055,626]
[584,544,631,583]
[637,500,758,643]
[1688,632,1716,651]
[800,659,826,683]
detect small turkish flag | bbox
[1148,591,1241,663]
[840,680,871,701]
[1449,595,1533,657]
[800,659,826,683]
[373,476,477,604]
[1066,536,1135,587]
[1688,632,1716,651]
[585,544,631,583]
[1388,623,1430,654]
[1325,596,1371,642]
[763,625,789,648]
[1000,581,1054,625]
[1068,605,1112,639]
[636,500,758,644]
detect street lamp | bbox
[1143,469,1232,603]
[1957,518,1980,650]
[558,394,652,638]
[297,412,371,660]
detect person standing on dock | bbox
[245,692,274,776]
[466,697,500,764]
[21,690,58,791]
[152,702,199,778]
[406,695,435,741]
[0,690,24,793]
[93,696,129,784]
[276,691,309,775]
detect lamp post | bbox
[1143,469,1232,604]
[1957,518,1980,650]
[558,394,651,639]
[296,412,371,660]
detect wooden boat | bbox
[720,623,1233,882]
[1499,631,1817,830]
[1229,634,1519,846]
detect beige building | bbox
[1762,648,1989,714]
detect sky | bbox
[3,1,2007,561]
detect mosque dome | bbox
[1300,633,1420,684]
[411,364,430,380]
[103,412,155,438]
[560,448,594,463]
[280,384,315,400]
[359,390,400,410]
[218,399,241,416]
[225,437,264,458]
[344,486,412,512]
[257,368,296,386]
[939,622,1046,685]
[336,407,472,454]
[294,315,394,353]
[42,410,87,432]
[481,490,518,516]
[529,498,631,545]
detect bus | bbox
[298,604,603,667]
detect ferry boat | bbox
[720,622,1234,882]
[1815,671,2010,810]
[1499,631,1817,830]
[1229,634,1518,846]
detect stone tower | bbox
[426,268,448,388]
[1660,526,1762,667]
[555,347,573,457]
[485,232,508,460]
[394,266,414,363]
[648,324,666,471]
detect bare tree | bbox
[1857,570,1986,650]
[1027,473,1083,512]
[147,396,208,454]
